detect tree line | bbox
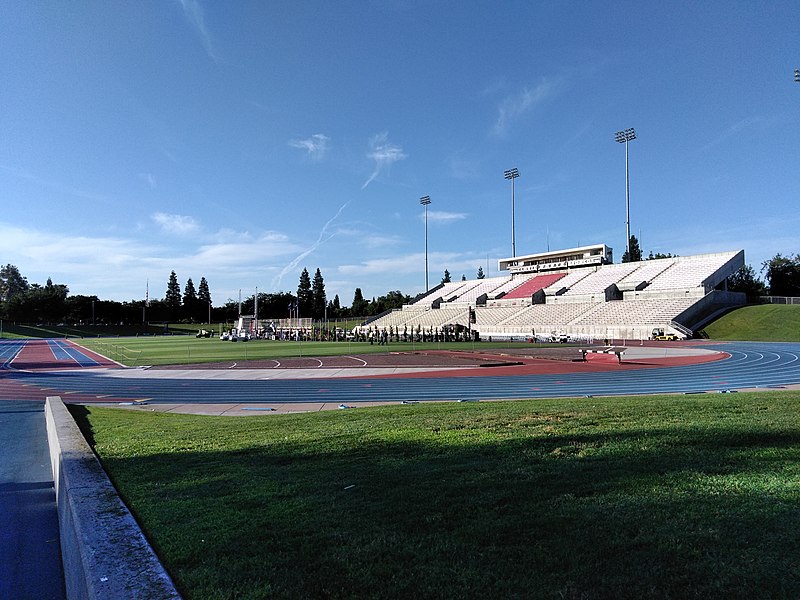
[2,250,797,326]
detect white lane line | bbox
[345,355,368,367]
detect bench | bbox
[579,346,627,364]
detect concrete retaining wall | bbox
[45,396,181,600]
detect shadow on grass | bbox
[80,408,800,600]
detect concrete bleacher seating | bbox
[474,306,525,326]
[357,248,744,340]
[559,262,640,296]
[502,272,567,300]
[453,275,512,304]
[645,252,739,292]
[616,259,674,291]
[542,269,593,295]
[572,298,697,326]
[489,273,535,298]
[503,302,597,326]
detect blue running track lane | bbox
[3,342,800,406]
[0,340,25,368]
[0,400,66,600]
[46,340,101,367]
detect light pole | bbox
[795,68,799,84]
[420,195,431,291]
[614,128,636,260]
[503,168,520,257]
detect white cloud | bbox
[361,133,407,189]
[177,0,221,63]
[426,210,468,224]
[699,115,770,153]
[139,172,157,189]
[152,212,201,235]
[0,221,305,301]
[289,134,330,160]
[492,80,556,136]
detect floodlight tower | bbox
[420,195,431,291]
[503,168,520,257]
[614,128,636,259]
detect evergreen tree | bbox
[311,268,326,320]
[183,278,198,322]
[477,266,485,279]
[441,269,451,284]
[198,277,212,306]
[621,235,642,263]
[0,264,29,302]
[297,268,312,317]
[351,287,368,317]
[165,271,181,319]
[647,251,674,260]
[198,277,212,321]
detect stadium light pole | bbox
[503,168,520,257]
[614,128,636,260]
[420,195,431,291]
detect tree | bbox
[726,264,767,301]
[476,266,485,279]
[351,287,369,317]
[763,253,800,296]
[329,294,342,318]
[0,264,29,302]
[441,269,451,284]
[312,268,326,320]
[182,278,198,321]
[647,251,674,260]
[198,277,212,322]
[372,290,411,314]
[621,235,642,263]
[165,271,181,319]
[297,268,312,317]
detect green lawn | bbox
[74,392,800,599]
[702,304,800,342]
[76,336,545,366]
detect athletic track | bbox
[1,339,799,408]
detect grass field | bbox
[76,336,545,366]
[701,304,800,342]
[73,392,800,599]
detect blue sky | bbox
[2,1,798,305]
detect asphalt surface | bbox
[3,342,800,405]
[0,400,66,600]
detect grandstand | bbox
[359,244,745,341]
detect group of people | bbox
[360,323,477,344]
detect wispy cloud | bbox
[0,163,110,204]
[177,0,221,63]
[492,80,557,136]
[289,134,330,160]
[271,199,353,289]
[138,172,157,189]
[425,210,468,224]
[699,115,769,153]
[152,212,201,235]
[361,133,407,189]
[338,251,484,278]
